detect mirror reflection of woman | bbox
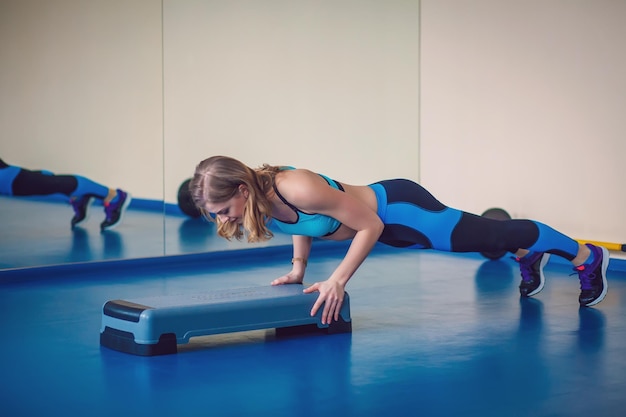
[0,158,130,231]
[189,155,609,325]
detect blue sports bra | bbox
[271,168,344,237]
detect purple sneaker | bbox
[516,252,550,297]
[575,244,609,307]
[70,195,93,228]
[100,189,131,231]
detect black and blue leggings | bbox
[0,158,109,199]
[369,179,579,260]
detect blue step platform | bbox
[100,284,352,356]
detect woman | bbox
[0,158,130,231]
[189,155,609,325]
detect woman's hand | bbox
[303,279,345,325]
[271,270,304,286]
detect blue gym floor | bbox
[1,196,626,417]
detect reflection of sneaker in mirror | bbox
[70,195,93,228]
[100,189,131,232]
[575,244,609,307]
[516,252,550,297]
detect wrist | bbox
[291,257,308,267]
[328,273,350,287]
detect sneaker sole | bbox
[526,253,550,297]
[582,246,609,307]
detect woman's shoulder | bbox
[276,167,320,182]
[276,168,329,198]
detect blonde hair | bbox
[189,155,281,242]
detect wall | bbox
[162,0,420,200]
[420,0,626,244]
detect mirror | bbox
[0,0,419,271]
[0,0,166,270]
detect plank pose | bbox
[189,156,609,324]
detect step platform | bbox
[100,284,351,356]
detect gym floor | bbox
[1,197,626,417]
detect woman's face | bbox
[204,186,247,224]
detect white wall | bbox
[0,0,163,200]
[420,0,626,244]
[162,0,420,200]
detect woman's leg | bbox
[1,162,129,230]
[370,179,608,306]
[11,168,109,199]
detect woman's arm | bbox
[278,169,384,324]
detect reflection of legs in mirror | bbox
[0,158,130,231]
[70,195,94,227]
[101,189,132,232]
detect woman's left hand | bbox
[303,279,345,325]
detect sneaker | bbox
[70,195,93,228]
[515,252,550,297]
[100,189,131,231]
[575,244,609,307]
